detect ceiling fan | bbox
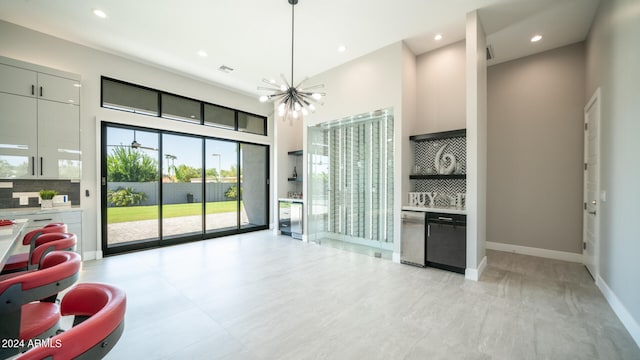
[107,130,158,151]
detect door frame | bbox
[583,87,601,279]
[100,121,270,256]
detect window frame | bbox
[100,76,267,136]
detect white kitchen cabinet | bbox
[0,62,37,96]
[0,56,81,179]
[37,72,81,104]
[0,93,37,178]
[37,101,81,178]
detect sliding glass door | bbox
[162,133,203,239]
[239,143,268,230]
[104,126,160,246]
[102,123,269,254]
[205,139,239,234]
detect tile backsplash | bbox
[0,180,80,209]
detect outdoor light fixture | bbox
[258,0,325,120]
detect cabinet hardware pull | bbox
[427,224,431,237]
[33,218,53,222]
[40,157,43,176]
[39,86,43,97]
[31,85,35,95]
[437,217,453,221]
[31,156,35,175]
[588,211,597,215]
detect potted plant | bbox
[39,190,58,209]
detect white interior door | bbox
[583,88,600,279]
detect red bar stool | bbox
[4,233,78,273]
[0,251,81,359]
[2,223,68,274]
[18,283,127,360]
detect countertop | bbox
[402,205,466,215]
[0,206,82,217]
[0,219,27,269]
[278,198,305,203]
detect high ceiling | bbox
[0,0,599,97]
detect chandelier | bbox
[258,0,325,120]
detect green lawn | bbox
[107,201,239,224]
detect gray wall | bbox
[415,40,466,134]
[487,42,586,253]
[107,182,235,206]
[586,0,640,335]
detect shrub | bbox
[225,185,241,200]
[107,187,147,207]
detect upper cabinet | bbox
[0,63,80,104]
[0,57,81,179]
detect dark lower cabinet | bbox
[426,213,466,274]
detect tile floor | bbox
[74,230,639,359]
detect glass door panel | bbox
[161,133,203,238]
[307,109,394,259]
[239,143,268,229]
[205,139,238,233]
[105,126,160,246]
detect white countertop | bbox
[0,206,82,217]
[402,205,466,215]
[0,218,27,269]
[278,198,304,203]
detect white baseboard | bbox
[596,275,640,348]
[486,241,582,263]
[392,252,401,263]
[465,255,487,281]
[82,250,99,261]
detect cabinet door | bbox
[37,101,80,179]
[0,93,38,178]
[0,63,37,97]
[37,73,80,105]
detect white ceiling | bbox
[0,0,599,97]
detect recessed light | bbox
[337,45,347,52]
[531,34,542,42]
[73,83,81,87]
[93,9,107,18]
[434,34,443,41]
[197,50,208,57]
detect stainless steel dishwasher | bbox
[401,211,426,267]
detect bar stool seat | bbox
[20,302,60,341]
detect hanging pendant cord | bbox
[290,1,295,85]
